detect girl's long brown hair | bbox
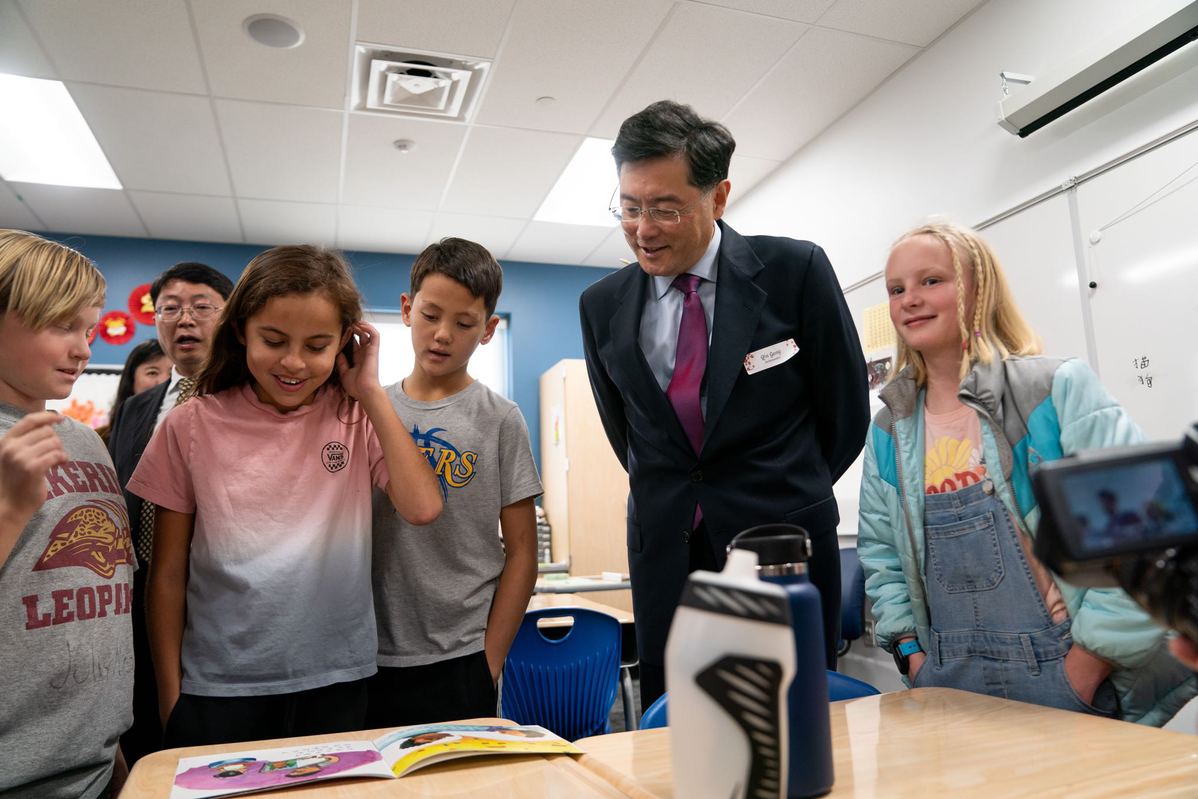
[195,245,363,397]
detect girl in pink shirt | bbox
[130,245,441,747]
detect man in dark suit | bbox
[108,262,233,765]
[579,101,870,707]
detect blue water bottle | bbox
[730,524,834,798]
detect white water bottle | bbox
[666,548,796,799]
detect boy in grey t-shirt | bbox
[0,230,134,799]
[367,238,541,727]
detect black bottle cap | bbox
[728,523,811,565]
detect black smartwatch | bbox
[892,638,923,675]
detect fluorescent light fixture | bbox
[0,73,121,189]
[534,137,617,227]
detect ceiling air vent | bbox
[353,45,490,122]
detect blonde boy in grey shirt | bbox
[368,238,541,726]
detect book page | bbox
[372,723,582,777]
[169,740,392,799]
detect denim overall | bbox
[912,478,1118,717]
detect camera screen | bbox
[1057,456,1198,556]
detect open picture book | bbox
[167,723,581,798]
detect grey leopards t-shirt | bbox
[0,402,134,799]
[372,380,542,667]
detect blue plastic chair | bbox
[638,671,880,729]
[838,547,866,656]
[826,670,881,701]
[502,607,622,740]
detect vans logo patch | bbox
[321,441,349,473]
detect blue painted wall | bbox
[43,231,616,463]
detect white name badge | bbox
[743,338,799,375]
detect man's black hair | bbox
[611,100,735,190]
[150,262,235,302]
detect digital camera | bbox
[1032,424,1198,644]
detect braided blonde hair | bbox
[890,222,1041,385]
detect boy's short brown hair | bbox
[410,238,502,316]
[0,229,105,328]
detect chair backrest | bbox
[826,670,881,701]
[502,607,622,740]
[840,547,866,642]
[639,692,669,730]
[638,670,880,729]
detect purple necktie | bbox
[666,274,707,528]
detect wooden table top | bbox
[527,592,635,624]
[574,687,1198,798]
[121,719,629,798]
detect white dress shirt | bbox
[154,366,189,432]
[638,224,721,396]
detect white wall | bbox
[725,0,1198,288]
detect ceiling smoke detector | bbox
[354,45,490,122]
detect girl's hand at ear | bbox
[337,321,385,401]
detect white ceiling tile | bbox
[129,192,242,243]
[727,155,782,203]
[817,0,984,47]
[342,114,467,210]
[190,0,350,108]
[582,228,636,268]
[475,0,673,134]
[688,0,836,23]
[724,27,917,160]
[337,205,434,254]
[355,0,518,59]
[69,84,231,195]
[238,198,336,247]
[12,184,147,237]
[215,100,342,203]
[506,221,610,265]
[590,3,807,137]
[441,127,580,217]
[426,213,528,259]
[0,181,44,230]
[0,1,56,78]
[18,0,206,93]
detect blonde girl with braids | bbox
[857,222,1196,725]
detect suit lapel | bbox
[134,381,168,454]
[607,268,690,447]
[703,223,766,448]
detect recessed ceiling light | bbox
[392,139,416,153]
[244,14,304,48]
[535,96,556,106]
[534,137,618,227]
[0,73,121,189]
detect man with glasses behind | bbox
[108,262,234,766]
[580,101,870,709]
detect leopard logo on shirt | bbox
[33,498,132,579]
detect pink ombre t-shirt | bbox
[128,383,390,696]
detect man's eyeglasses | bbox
[155,303,222,322]
[608,205,699,225]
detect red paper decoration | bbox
[98,310,136,345]
[128,283,155,324]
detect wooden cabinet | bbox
[539,359,632,612]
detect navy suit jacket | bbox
[107,379,170,539]
[579,221,870,666]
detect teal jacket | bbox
[857,355,1197,726]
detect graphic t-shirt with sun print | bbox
[923,402,1067,622]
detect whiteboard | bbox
[979,193,1090,364]
[1075,128,1198,441]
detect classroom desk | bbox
[525,593,639,730]
[573,687,1198,798]
[534,573,632,593]
[121,719,630,798]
